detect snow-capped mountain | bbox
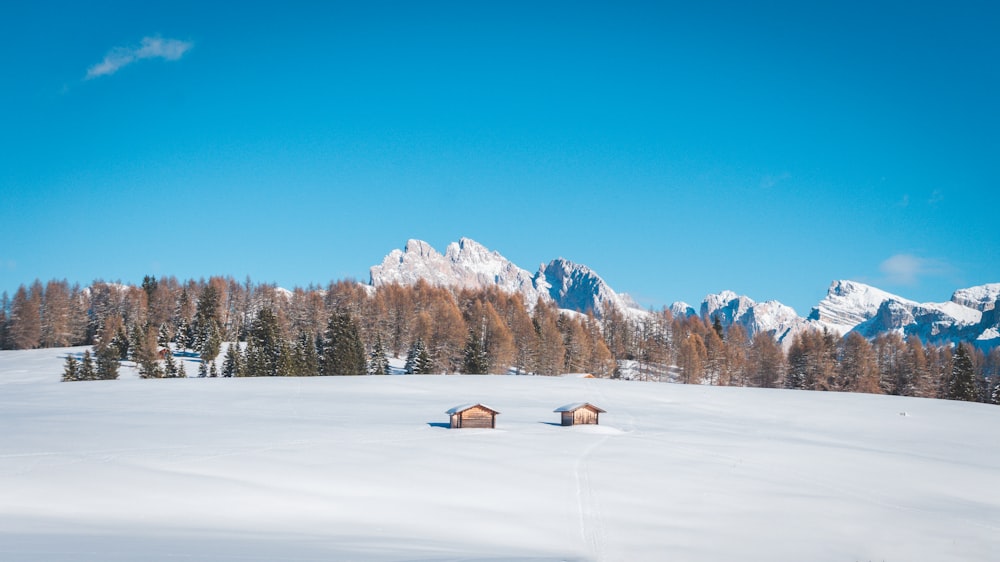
[807,280,916,335]
[951,284,1000,311]
[539,258,639,317]
[369,239,641,316]
[688,280,999,349]
[370,239,998,348]
[370,238,545,304]
[669,301,697,318]
[700,290,806,344]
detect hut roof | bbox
[553,402,606,413]
[446,403,500,415]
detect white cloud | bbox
[86,36,192,79]
[879,254,949,286]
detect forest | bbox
[1,275,998,404]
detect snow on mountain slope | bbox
[670,301,697,318]
[951,283,1000,311]
[807,280,916,335]
[370,238,545,304]
[369,239,643,317]
[701,291,805,343]
[540,257,639,316]
[2,347,999,562]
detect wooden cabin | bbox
[553,403,606,426]
[446,404,500,429]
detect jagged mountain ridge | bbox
[368,238,640,316]
[695,280,998,349]
[369,238,999,349]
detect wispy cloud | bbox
[86,36,192,79]
[879,253,950,286]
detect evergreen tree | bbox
[991,377,1000,406]
[198,360,208,378]
[405,338,426,374]
[62,354,79,382]
[163,350,179,378]
[157,324,172,349]
[711,315,724,340]
[176,359,187,378]
[321,311,366,376]
[415,343,433,374]
[111,324,130,360]
[222,343,241,377]
[79,350,96,381]
[369,336,390,375]
[209,361,218,377]
[244,307,287,377]
[947,343,979,402]
[462,330,489,374]
[95,345,120,380]
[174,318,190,351]
[291,332,319,375]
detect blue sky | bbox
[1,1,997,314]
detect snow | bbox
[554,403,605,413]
[978,327,1000,342]
[369,238,647,319]
[951,283,1000,311]
[810,280,916,335]
[445,403,499,415]
[2,347,999,561]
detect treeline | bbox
[2,276,998,404]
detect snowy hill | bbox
[369,238,642,317]
[2,347,999,561]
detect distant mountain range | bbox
[369,238,1000,349]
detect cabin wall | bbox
[561,412,574,426]
[573,408,599,425]
[460,407,495,428]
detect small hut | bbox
[554,403,606,426]
[446,404,500,429]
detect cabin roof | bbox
[446,403,500,415]
[553,402,606,413]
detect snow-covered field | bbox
[2,347,998,561]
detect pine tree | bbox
[290,332,320,376]
[198,359,209,378]
[157,324,172,349]
[163,351,179,378]
[405,338,425,374]
[111,324,130,360]
[95,345,120,380]
[244,307,288,377]
[415,343,433,374]
[79,350,97,381]
[176,359,187,378]
[368,336,390,375]
[222,343,241,377]
[462,330,489,374]
[947,343,979,402]
[321,311,366,376]
[711,315,724,340]
[209,361,218,377]
[62,354,79,382]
